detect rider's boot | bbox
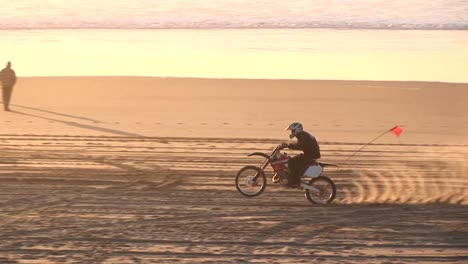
[287,176,300,188]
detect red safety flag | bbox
[389,125,403,137]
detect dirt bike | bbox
[235,144,337,204]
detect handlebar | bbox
[277,143,288,150]
[271,144,287,156]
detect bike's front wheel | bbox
[304,176,336,204]
[235,166,266,197]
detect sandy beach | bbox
[1,77,467,263]
[3,77,468,143]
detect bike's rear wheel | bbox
[305,176,336,204]
[235,166,266,197]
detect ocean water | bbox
[1,0,467,30]
[1,1,467,82]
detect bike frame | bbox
[249,145,328,193]
[251,146,280,181]
[239,145,338,202]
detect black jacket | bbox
[0,67,16,87]
[288,131,321,159]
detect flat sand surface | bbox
[1,77,467,263]
[3,77,468,143]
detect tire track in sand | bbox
[0,134,467,263]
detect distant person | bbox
[0,62,17,111]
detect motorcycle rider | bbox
[280,122,321,187]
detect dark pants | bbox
[288,154,314,185]
[2,85,13,111]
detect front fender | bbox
[248,152,270,160]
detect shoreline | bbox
[2,27,468,31]
[3,29,467,83]
[15,76,468,85]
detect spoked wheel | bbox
[235,166,266,197]
[305,176,336,204]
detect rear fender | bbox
[303,165,323,178]
[319,162,338,168]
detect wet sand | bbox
[0,77,467,263]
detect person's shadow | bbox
[8,105,145,138]
[11,104,104,123]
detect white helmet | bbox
[285,122,303,139]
